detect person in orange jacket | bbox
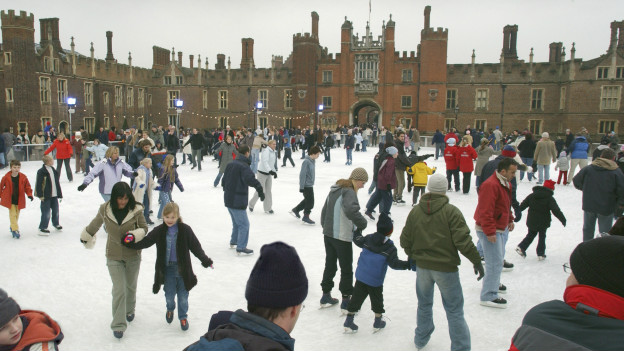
[0,288,64,350]
[0,160,33,239]
[44,133,73,182]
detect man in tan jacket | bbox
[534,132,557,184]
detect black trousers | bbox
[517,229,548,256]
[321,235,353,296]
[293,187,314,215]
[283,148,294,167]
[347,280,384,314]
[412,186,426,205]
[462,171,472,194]
[56,158,73,181]
[446,169,460,191]
[324,147,331,162]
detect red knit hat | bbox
[543,179,555,191]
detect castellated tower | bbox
[1,10,39,131]
[418,5,448,131]
[291,11,321,118]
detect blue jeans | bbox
[251,148,260,173]
[362,140,368,152]
[537,164,550,183]
[583,211,613,241]
[164,264,189,320]
[520,157,534,180]
[476,230,509,259]
[214,172,224,187]
[39,197,59,229]
[415,268,471,351]
[366,189,393,215]
[157,191,171,219]
[435,143,444,159]
[346,148,353,164]
[368,180,377,195]
[476,230,506,302]
[142,191,150,222]
[228,208,250,250]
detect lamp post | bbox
[67,97,76,135]
[453,104,459,130]
[175,99,184,131]
[254,101,263,131]
[317,104,324,128]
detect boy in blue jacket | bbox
[343,213,410,333]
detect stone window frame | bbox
[597,66,610,80]
[39,76,51,103]
[137,88,144,108]
[103,116,110,129]
[446,89,458,110]
[475,119,487,131]
[219,117,228,129]
[322,71,333,83]
[17,122,28,135]
[41,117,52,133]
[84,82,93,106]
[103,92,109,106]
[617,67,624,79]
[167,90,180,109]
[444,118,456,132]
[258,90,268,109]
[163,76,172,85]
[598,120,617,134]
[284,89,293,109]
[168,114,178,127]
[475,88,489,110]
[530,88,544,111]
[126,87,134,107]
[175,76,183,85]
[402,69,413,83]
[83,117,95,134]
[354,54,379,83]
[401,95,412,108]
[600,85,621,110]
[4,52,11,65]
[528,119,542,135]
[202,90,208,109]
[5,88,13,102]
[400,118,412,129]
[559,87,566,110]
[114,85,123,107]
[322,96,333,109]
[57,79,67,104]
[218,90,228,110]
[137,117,144,130]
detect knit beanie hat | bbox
[245,242,308,308]
[349,167,369,182]
[377,213,393,236]
[501,145,517,158]
[543,179,555,191]
[0,288,20,327]
[427,173,447,194]
[385,146,398,156]
[569,235,624,298]
[446,138,456,146]
[542,132,549,139]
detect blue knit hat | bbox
[245,242,308,308]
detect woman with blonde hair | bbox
[156,154,184,220]
[78,146,136,201]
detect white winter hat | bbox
[446,138,456,146]
[427,173,448,194]
[542,132,549,138]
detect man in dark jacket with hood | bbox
[184,241,308,351]
[401,173,484,351]
[223,145,264,255]
[573,148,624,241]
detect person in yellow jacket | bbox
[407,155,436,206]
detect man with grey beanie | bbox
[400,173,484,351]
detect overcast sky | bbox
[11,0,624,69]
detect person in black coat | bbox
[183,129,206,171]
[122,202,213,330]
[516,180,566,260]
[35,155,63,234]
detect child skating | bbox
[0,160,33,238]
[35,155,63,235]
[122,202,213,331]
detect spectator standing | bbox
[517,133,536,181]
[567,132,590,181]
[533,132,557,184]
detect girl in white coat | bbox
[132,157,156,225]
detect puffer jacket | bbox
[556,153,570,171]
[353,231,409,287]
[407,162,434,187]
[82,201,147,260]
[568,136,590,159]
[519,186,566,231]
[401,192,481,272]
[44,138,73,159]
[321,184,367,242]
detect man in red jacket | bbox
[509,235,624,351]
[474,157,518,308]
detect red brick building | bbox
[0,7,622,138]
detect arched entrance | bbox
[58,121,68,135]
[350,99,382,127]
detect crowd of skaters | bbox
[1,120,623,350]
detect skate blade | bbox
[319,303,337,309]
[373,328,384,334]
[343,328,358,334]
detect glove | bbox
[269,171,277,179]
[386,184,391,191]
[77,184,87,192]
[352,228,362,239]
[132,171,139,177]
[139,184,145,188]
[474,262,485,281]
[28,196,33,201]
[432,167,437,174]
[299,189,304,193]
[259,192,265,201]
[202,258,214,268]
[514,207,522,223]
[122,232,135,245]
[562,220,567,227]
[409,259,417,272]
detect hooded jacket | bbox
[377,156,397,189]
[401,193,481,272]
[7,310,64,351]
[321,184,368,242]
[444,145,459,170]
[474,171,514,236]
[353,231,409,287]
[0,172,32,210]
[509,285,624,351]
[457,145,478,173]
[475,146,499,177]
[519,186,566,231]
[222,155,262,210]
[568,136,590,159]
[406,161,434,187]
[299,156,315,189]
[556,152,570,171]
[573,157,624,215]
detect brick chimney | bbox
[240,38,255,70]
[105,31,114,62]
[189,54,194,68]
[178,51,183,66]
[216,54,225,69]
[424,6,431,30]
[311,11,319,39]
[39,18,61,48]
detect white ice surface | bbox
[0,145,583,351]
